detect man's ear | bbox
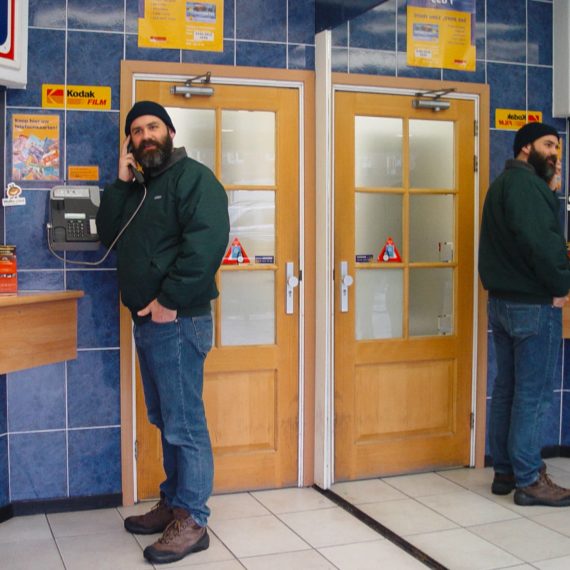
[168,128,176,140]
[518,143,532,160]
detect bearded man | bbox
[96,101,229,563]
[479,122,570,507]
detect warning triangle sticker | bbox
[377,237,402,262]
[223,237,250,265]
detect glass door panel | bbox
[355,269,403,340]
[409,268,453,336]
[227,190,275,259]
[221,110,275,185]
[355,193,402,261]
[409,194,454,262]
[355,117,403,188]
[221,271,275,345]
[409,120,454,188]
[166,107,215,171]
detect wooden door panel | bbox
[334,91,475,481]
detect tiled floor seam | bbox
[313,485,449,570]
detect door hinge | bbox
[470,412,475,429]
[474,119,478,136]
[298,269,303,282]
[474,155,478,173]
[134,439,138,461]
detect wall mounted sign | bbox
[138,0,223,52]
[42,84,111,110]
[495,109,543,131]
[0,0,28,88]
[407,0,476,72]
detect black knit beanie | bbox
[513,122,559,157]
[124,101,176,136]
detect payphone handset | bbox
[49,185,101,251]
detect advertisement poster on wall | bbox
[407,0,476,72]
[11,114,60,181]
[138,0,224,52]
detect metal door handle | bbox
[286,261,299,314]
[340,261,353,312]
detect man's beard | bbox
[133,134,173,171]
[527,145,557,183]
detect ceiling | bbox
[315,0,389,33]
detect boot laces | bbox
[150,498,167,512]
[158,517,190,544]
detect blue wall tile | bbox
[67,350,120,428]
[29,0,67,28]
[288,45,315,71]
[0,436,7,506]
[68,0,125,32]
[442,62,486,84]
[490,129,515,182]
[67,32,124,110]
[350,49,396,77]
[125,0,139,35]
[7,363,66,432]
[527,66,567,132]
[486,0,526,63]
[125,35,182,63]
[5,189,64,270]
[10,431,67,501]
[528,1,553,66]
[66,270,120,349]
[182,40,236,66]
[236,0,286,42]
[487,63,526,125]
[331,47,349,73]
[236,42,287,69]
[68,428,121,495]
[397,53,441,79]
[17,271,65,291]
[289,0,315,45]
[350,2,396,52]
[475,0,486,55]
[6,28,66,108]
[66,110,119,187]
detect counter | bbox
[0,291,84,374]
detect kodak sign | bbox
[42,84,111,110]
[495,109,543,131]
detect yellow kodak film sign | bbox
[495,109,543,131]
[68,166,100,181]
[42,85,111,110]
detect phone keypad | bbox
[66,220,87,240]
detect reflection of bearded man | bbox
[132,131,174,171]
[527,143,557,184]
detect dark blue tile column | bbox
[0,374,7,507]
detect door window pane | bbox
[356,269,403,340]
[227,190,275,260]
[409,194,454,262]
[221,271,275,345]
[166,107,215,171]
[409,268,453,336]
[356,193,402,260]
[409,120,454,189]
[222,110,275,185]
[355,117,403,188]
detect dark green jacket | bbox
[479,159,570,303]
[97,148,229,323]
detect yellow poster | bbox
[495,109,543,131]
[407,0,476,72]
[42,84,111,110]
[12,114,60,181]
[138,0,223,52]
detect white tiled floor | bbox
[2,458,570,569]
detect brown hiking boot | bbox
[492,464,547,495]
[124,495,174,534]
[143,508,209,564]
[514,471,570,507]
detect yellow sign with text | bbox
[68,166,100,181]
[42,85,111,110]
[407,5,475,71]
[495,109,543,131]
[138,0,223,52]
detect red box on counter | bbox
[0,245,18,294]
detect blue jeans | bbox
[488,297,561,488]
[134,315,213,527]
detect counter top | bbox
[0,290,84,374]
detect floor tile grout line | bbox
[313,485,449,570]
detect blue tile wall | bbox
[2,0,317,505]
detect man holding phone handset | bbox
[96,101,229,564]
